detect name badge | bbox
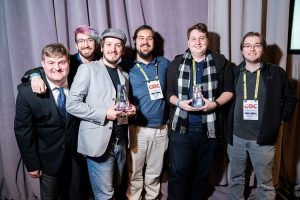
[243,100,258,120]
[147,80,163,100]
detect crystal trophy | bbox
[192,84,204,107]
[116,84,130,125]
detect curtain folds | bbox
[1,0,299,199]
[0,0,208,199]
[208,0,300,198]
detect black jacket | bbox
[16,52,102,174]
[14,77,77,175]
[166,50,235,137]
[226,61,297,145]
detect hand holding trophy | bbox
[116,84,132,125]
[192,84,205,108]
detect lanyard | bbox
[136,62,158,82]
[192,60,197,86]
[243,68,261,100]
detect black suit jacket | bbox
[17,52,102,173]
[14,77,78,176]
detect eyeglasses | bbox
[243,43,263,49]
[76,38,94,44]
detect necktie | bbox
[57,87,66,121]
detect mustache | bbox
[107,51,118,54]
[141,44,151,47]
[81,47,92,50]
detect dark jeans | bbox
[167,128,220,200]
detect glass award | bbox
[116,84,130,125]
[116,84,131,111]
[192,84,204,107]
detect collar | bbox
[241,61,265,73]
[46,76,68,91]
[134,57,158,66]
[194,59,205,65]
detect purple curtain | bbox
[0,0,208,199]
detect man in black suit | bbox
[14,43,84,200]
[19,25,101,200]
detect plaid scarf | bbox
[171,49,218,138]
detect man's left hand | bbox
[199,98,218,112]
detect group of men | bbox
[14,23,296,200]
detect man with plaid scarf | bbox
[166,23,234,200]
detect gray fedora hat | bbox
[100,28,127,44]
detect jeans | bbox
[87,136,127,200]
[168,128,220,200]
[228,135,275,200]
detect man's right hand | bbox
[29,170,42,178]
[106,105,123,120]
[179,99,199,112]
[31,76,47,94]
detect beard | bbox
[103,54,120,65]
[105,58,119,65]
[79,48,95,59]
[137,44,153,59]
[137,50,153,59]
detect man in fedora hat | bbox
[66,28,136,200]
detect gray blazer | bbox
[66,59,129,157]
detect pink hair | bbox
[74,25,100,43]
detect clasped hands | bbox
[178,98,218,113]
[106,104,136,121]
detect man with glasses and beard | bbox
[22,25,102,92]
[125,25,170,200]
